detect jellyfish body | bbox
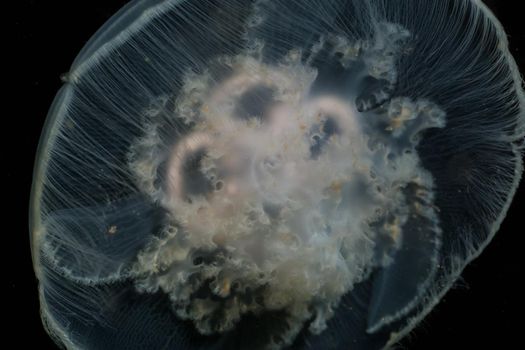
[30,1,524,349]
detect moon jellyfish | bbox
[30,0,524,349]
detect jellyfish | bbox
[29,0,524,349]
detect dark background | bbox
[7,1,523,349]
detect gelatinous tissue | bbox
[30,1,524,349]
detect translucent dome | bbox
[30,0,524,349]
